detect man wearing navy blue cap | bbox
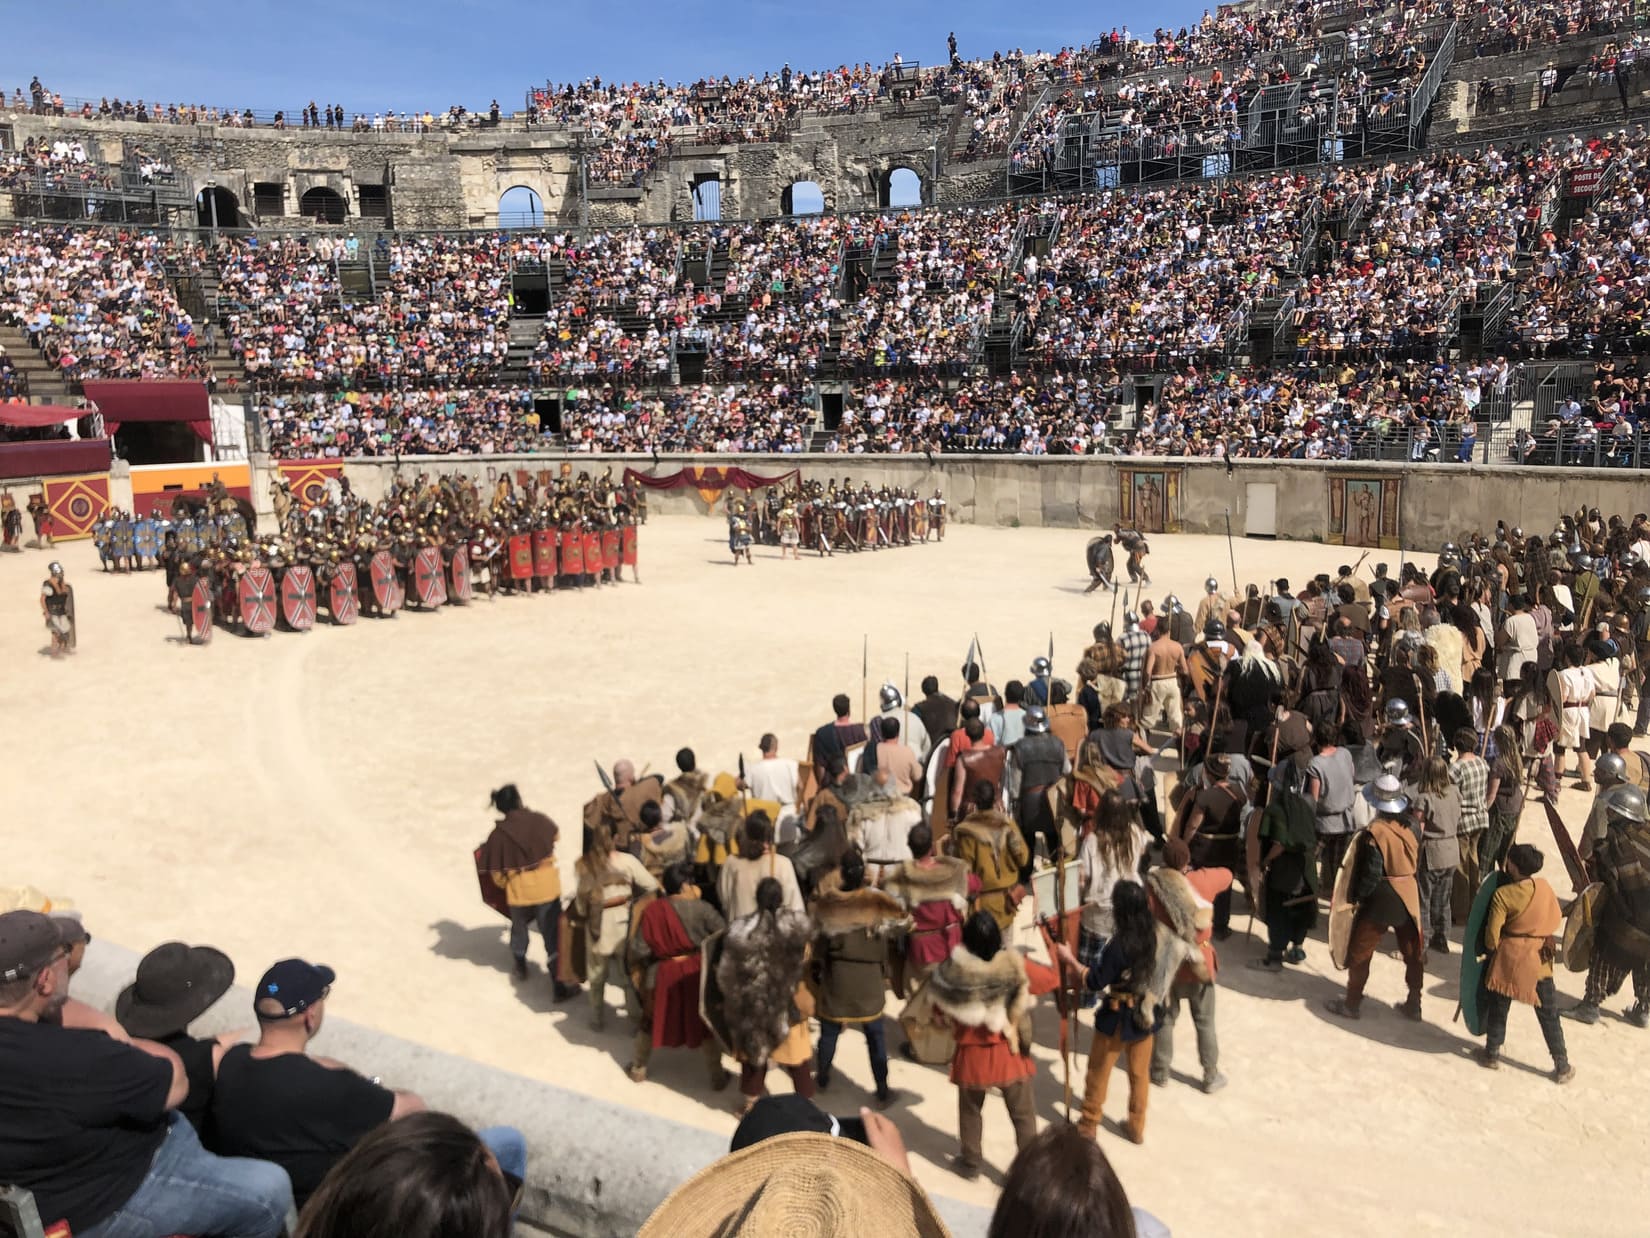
[209,958,526,1209]
[207,958,423,1207]
[0,911,291,1236]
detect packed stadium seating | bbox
[5,4,1650,464]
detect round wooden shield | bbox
[450,547,472,602]
[413,546,447,608]
[330,563,359,625]
[1563,881,1606,973]
[281,565,317,631]
[190,579,213,644]
[238,566,277,635]
[370,551,397,611]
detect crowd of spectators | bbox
[0,136,115,194]
[256,386,542,457]
[1508,130,1650,356]
[216,231,513,389]
[9,75,500,135]
[1016,176,1303,368]
[0,226,218,383]
[3,121,1649,455]
[558,381,816,452]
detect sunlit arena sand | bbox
[6,517,1643,1237]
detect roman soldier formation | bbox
[76,468,644,643]
[729,480,944,560]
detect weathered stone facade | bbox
[1,37,1634,235]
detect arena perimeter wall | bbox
[70,941,991,1237]
[265,455,1630,545]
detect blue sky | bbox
[4,1,1210,115]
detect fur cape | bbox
[811,884,909,938]
[901,944,1036,1054]
[664,769,709,821]
[1140,866,1212,1030]
[953,810,1020,858]
[883,856,969,915]
[848,795,923,861]
[716,909,812,1065]
[696,793,743,849]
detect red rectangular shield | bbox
[621,524,637,566]
[601,529,621,571]
[582,530,600,572]
[508,534,534,580]
[532,529,556,578]
[561,525,584,575]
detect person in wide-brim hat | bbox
[638,1131,949,1238]
[116,942,235,1040]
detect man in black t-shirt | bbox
[0,911,290,1236]
[208,958,425,1207]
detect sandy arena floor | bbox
[3,518,1642,1236]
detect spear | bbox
[1224,507,1239,596]
[861,633,869,724]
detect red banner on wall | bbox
[42,472,111,540]
[623,466,799,508]
[276,458,344,510]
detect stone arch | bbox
[498,185,544,228]
[781,180,825,216]
[878,160,927,208]
[298,186,348,225]
[196,185,240,230]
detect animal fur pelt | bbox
[848,796,923,861]
[1139,866,1211,1030]
[883,856,969,914]
[811,885,909,938]
[953,810,1020,860]
[664,770,709,822]
[696,793,743,849]
[715,909,812,1064]
[901,945,1036,1054]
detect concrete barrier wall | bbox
[258,453,1640,547]
[69,941,990,1238]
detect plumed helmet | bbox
[1385,698,1413,727]
[1603,783,1648,826]
[879,682,902,711]
[1205,577,1220,593]
[1594,752,1628,788]
[1023,706,1049,734]
[1204,619,1225,640]
[1031,656,1051,677]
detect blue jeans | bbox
[816,1017,888,1096]
[477,1125,527,1186]
[79,1112,292,1238]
